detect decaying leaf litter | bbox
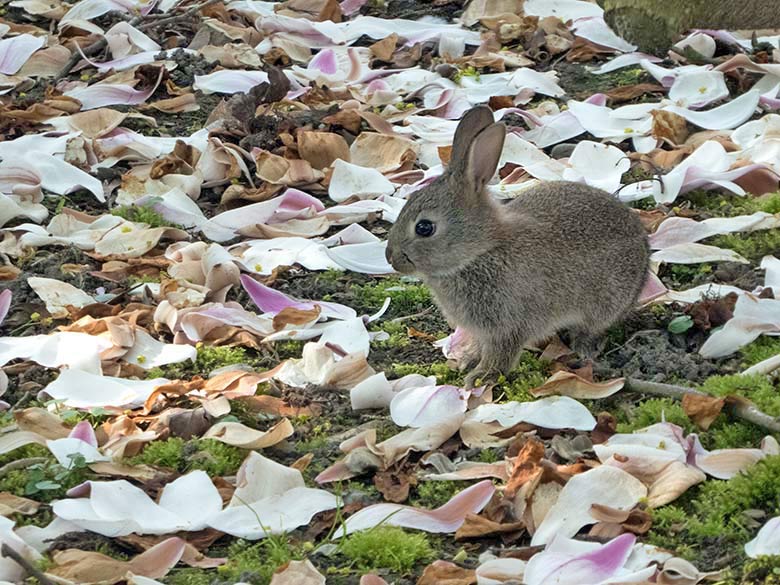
[0,0,779,582]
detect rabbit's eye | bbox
[415,220,436,237]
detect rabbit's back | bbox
[501,180,650,329]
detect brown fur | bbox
[385,106,650,387]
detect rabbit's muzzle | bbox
[385,242,414,274]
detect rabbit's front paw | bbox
[464,363,500,389]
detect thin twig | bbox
[1,543,58,585]
[624,377,780,433]
[0,457,48,478]
[389,306,434,324]
[56,0,222,79]
[138,0,222,30]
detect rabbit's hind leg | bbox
[464,331,524,389]
[568,326,607,360]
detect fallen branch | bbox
[1,544,57,585]
[55,0,223,80]
[624,377,780,433]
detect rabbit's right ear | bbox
[462,122,506,195]
[449,106,495,172]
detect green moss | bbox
[371,320,410,349]
[0,443,49,468]
[741,556,780,584]
[682,190,780,217]
[477,449,500,463]
[111,204,180,228]
[217,537,303,585]
[275,340,305,360]
[648,455,780,569]
[664,263,713,288]
[500,352,550,402]
[740,337,780,368]
[129,437,244,476]
[704,418,768,450]
[148,344,262,380]
[701,374,780,416]
[389,362,463,385]
[710,229,780,262]
[617,398,695,434]
[164,567,214,585]
[341,526,434,573]
[185,439,244,476]
[130,437,185,469]
[352,277,432,318]
[412,481,464,508]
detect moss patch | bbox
[352,277,432,318]
[649,455,780,571]
[341,526,434,573]
[129,437,244,476]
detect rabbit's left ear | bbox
[464,123,506,193]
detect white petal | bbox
[328,159,395,202]
[44,369,166,409]
[390,385,469,428]
[531,466,647,545]
[193,70,269,94]
[746,516,780,557]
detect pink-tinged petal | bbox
[0,34,45,75]
[68,420,98,448]
[746,516,780,558]
[390,385,470,428]
[0,289,11,326]
[240,275,317,314]
[128,536,186,579]
[309,49,337,75]
[64,68,164,110]
[589,52,662,75]
[637,272,667,304]
[341,480,494,535]
[340,0,366,15]
[315,460,355,484]
[525,534,637,585]
[360,575,389,585]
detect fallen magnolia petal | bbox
[350,372,437,410]
[475,558,526,585]
[53,471,223,536]
[742,352,780,376]
[0,331,111,374]
[524,533,655,585]
[44,369,168,409]
[649,212,780,249]
[651,243,749,265]
[208,487,338,539]
[27,277,96,318]
[0,34,44,75]
[468,396,597,432]
[193,70,269,94]
[268,560,325,585]
[2,152,104,201]
[531,466,648,546]
[122,329,197,370]
[46,421,110,468]
[0,517,42,583]
[700,294,780,358]
[688,434,775,480]
[328,159,395,202]
[340,480,494,535]
[202,419,294,449]
[240,274,355,320]
[745,515,780,558]
[64,76,163,110]
[45,536,185,584]
[762,254,780,292]
[529,371,625,399]
[390,384,470,428]
[668,70,729,109]
[230,451,305,506]
[665,89,761,130]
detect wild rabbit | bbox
[385,105,650,388]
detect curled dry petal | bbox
[341,480,494,535]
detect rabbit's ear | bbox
[449,106,495,171]
[464,122,506,193]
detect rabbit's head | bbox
[386,106,506,278]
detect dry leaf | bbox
[652,110,690,146]
[682,394,726,430]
